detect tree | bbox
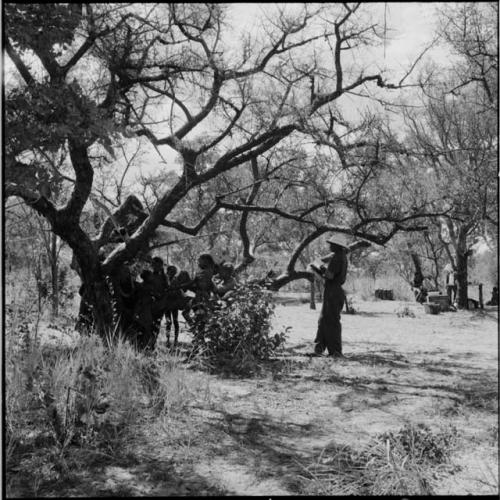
[401,2,498,308]
[5,3,435,334]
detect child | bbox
[164,265,182,347]
[132,270,155,350]
[189,253,217,347]
[214,263,237,298]
[192,253,217,302]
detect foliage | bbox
[4,4,81,54]
[192,283,288,376]
[6,81,115,158]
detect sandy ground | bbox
[13,298,499,496]
[182,299,498,495]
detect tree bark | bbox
[50,232,59,318]
[310,275,316,310]
[455,228,469,309]
[75,256,114,336]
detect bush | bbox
[192,283,288,376]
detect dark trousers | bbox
[315,284,345,356]
[165,309,179,344]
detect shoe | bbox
[328,352,344,358]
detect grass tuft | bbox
[300,423,459,495]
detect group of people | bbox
[109,253,236,350]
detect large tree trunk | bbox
[310,275,316,310]
[63,224,115,336]
[50,232,59,318]
[455,228,469,309]
[410,252,424,286]
[77,272,115,336]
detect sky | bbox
[4,3,458,189]
[145,2,455,173]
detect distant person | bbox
[412,270,427,303]
[132,269,155,350]
[176,269,194,327]
[189,253,217,347]
[486,286,498,306]
[150,256,168,345]
[108,261,136,335]
[215,263,237,298]
[444,263,457,305]
[309,234,349,357]
[192,253,217,302]
[164,265,182,347]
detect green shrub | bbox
[192,283,288,376]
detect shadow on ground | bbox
[14,447,228,497]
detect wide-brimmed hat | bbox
[326,233,350,248]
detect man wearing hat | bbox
[309,233,349,357]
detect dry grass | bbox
[298,423,459,495]
[5,298,211,497]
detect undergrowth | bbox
[5,302,208,497]
[191,283,289,377]
[300,423,459,495]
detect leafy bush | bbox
[192,283,288,376]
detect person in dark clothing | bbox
[176,270,194,327]
[189,253,217,349]
[150,257,168,347]
[214,263,237,298]
[192,254,217,302]
[310,234,349,357]
[486,286,498,306]
[164,265,182,347]
[108,261,136,336]
[132,270,155,350]
[412,270,428,303]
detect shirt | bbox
[325,250,348,286]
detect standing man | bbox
[444,263,457,306]
[310,234,349,357]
